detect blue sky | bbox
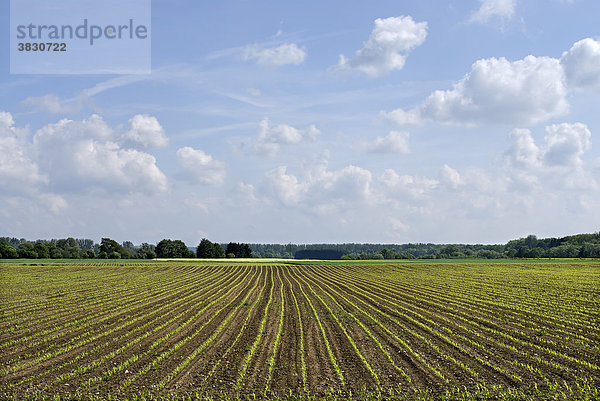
[1,0,600,245]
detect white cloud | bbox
[506,123,591,170]
[504,123,595,190]
[390,218,410,233]
[543,123,591,167]
[0,111,47,194]
[33,115,168,194]
[367,131,410,154]
[336,16,427,78]
[380,108,422,125]
[0,111,15,127]
[176,147,227,186]
[262,158,372,212]
[379,169,438,199]
[263,166,307,206]
[39,193,68,214]
[560,38,600,91]
[469,0,516,24]
[387,55,567,126]
[236,181,258,203]
[120,114,169,150]
[253,118,320,157]
[20,75,151,115]
[244,43,306,67]
[505,128,541,169]
[439,164,462,189]
[21,94,88,114]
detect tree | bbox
[196,239,225,258]
[524,234,538,249]
[99,238,133,259]
[380,248,397,259]
[34,242,50,259]
[137,243,156,259]
[55,237,81,258]
[82,249,95,259]
[214,243,225,258]
[0,240,19,258]
[155,239,194,258]
[17,242,38,259]
[225,242,252,258]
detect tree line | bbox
[0,237,252,260]
[1,232,599,260]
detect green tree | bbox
[100,238,133,259]
[0,240,19,258]
[17,242,38,259]
[225,242,252,258]
[46,242,62,258]
[137,243,156,259]
[380,248,397,259]
[156,239,194,258]
[34,242,50,259]
[196,238,224,258]
[82,249,96,259]
[55,238,81,258]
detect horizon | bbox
[3,230,596,248]
[2,1,600,245]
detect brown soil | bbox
[2,262,598,400]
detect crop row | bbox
[1,260,598,399]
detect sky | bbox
[1,0,600,246]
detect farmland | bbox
[0,260,598,400]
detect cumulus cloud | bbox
[380,108,422,125]
[120,114,169,150]
[387,55,567,126]
[366,131,410,154]
[253,118,320,157]
[543,123,591,167]
[385,38,600,127]
[506,128,541,169]
[390,218,410,233]
[176,147,227,186]
[336,16,427,78]
[505,123,595,190]
[560,38,600,91]
[439,164,462,189]
[39,193,69,214]
[33,115,168,194]
[379,169,438,199]
[262,156,372,212]
[244,43,306,67]
[263,166,307,206]
[469,0,516,24]
[0,111,14,127]
[0,111,47,194]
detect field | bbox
[1,260,598,400]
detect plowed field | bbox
[1,260,598,400]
